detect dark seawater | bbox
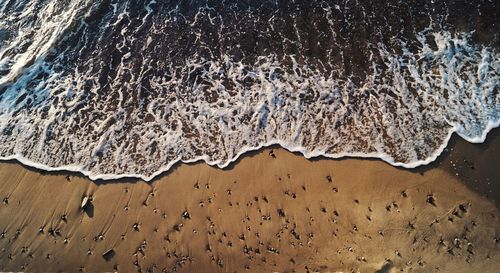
[0,0,498,180]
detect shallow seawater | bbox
[0,0,498,180]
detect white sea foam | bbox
[0,1,498,181]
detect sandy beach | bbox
[0,129,499,273]
[1,1,499,272]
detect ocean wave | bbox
[0,0,498,181]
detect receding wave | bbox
[0,0,499,181]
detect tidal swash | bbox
[0,0,499,180]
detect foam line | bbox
[1,122,498,182]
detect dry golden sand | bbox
[0,131,499,273]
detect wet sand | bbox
[0,130,499,273]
